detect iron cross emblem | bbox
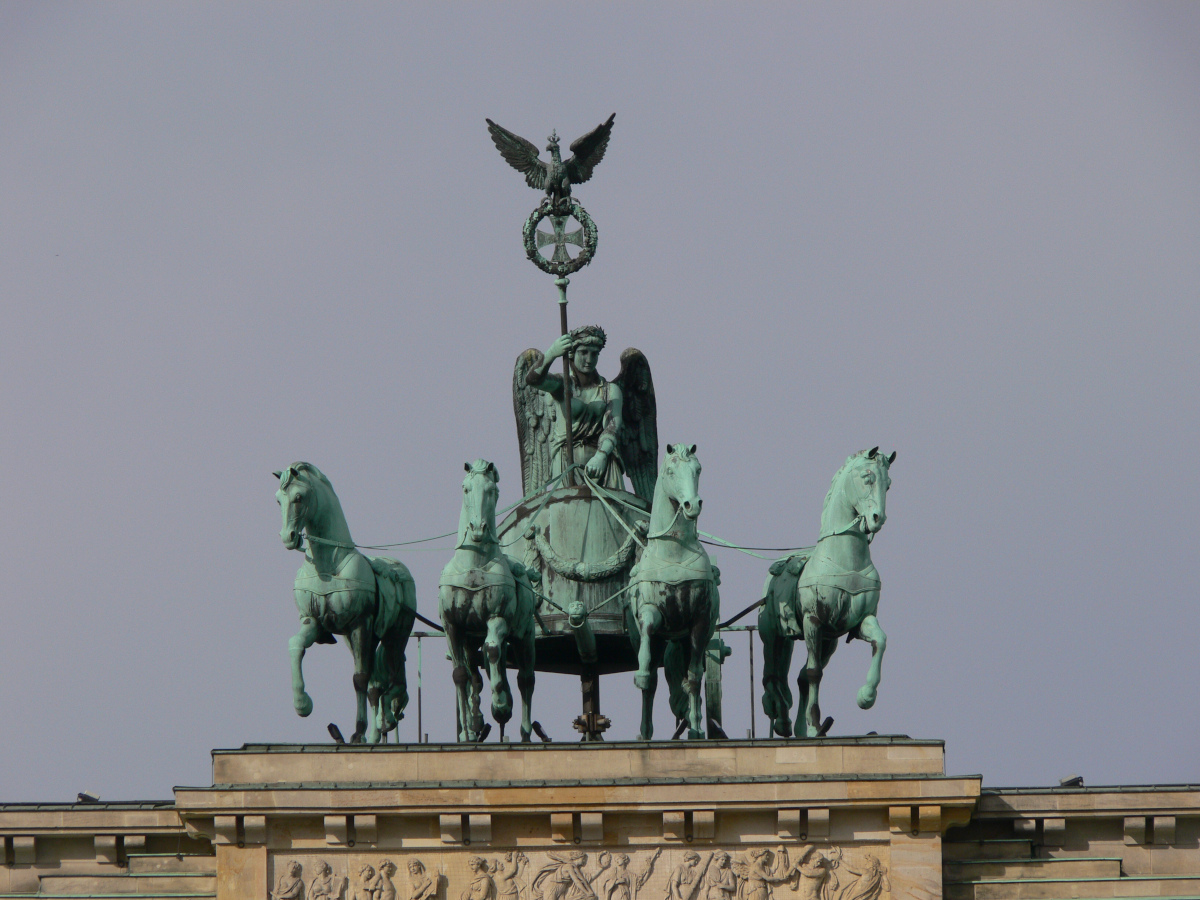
[535,215,587,264]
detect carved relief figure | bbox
[837,855,888,900]
[353,865,377,900]
[273,861,306,900]
[407,860,436,900]
[789,847,840,900]
[495,852,530,900]
[704,852,737,900]
[310,860,347,900]
[733,849,790,900]
[463,857,498,900]
[605,849,660,900]
[665,851,704,900]
[533,851,599,900]
[589,852,614,899]
[372,859,396,900]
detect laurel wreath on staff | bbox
[522,199,599,276]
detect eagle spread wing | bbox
[566,113,616,185]
[486,119,548,191]
[513,348,556,497]
[612,347,658,502]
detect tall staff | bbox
[485,115,614,483]
[555,276,575,482]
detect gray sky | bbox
[2,2,1198,802]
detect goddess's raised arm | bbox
[526,334,572,393]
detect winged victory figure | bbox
[486,114,616,209]
[513,324,657,502]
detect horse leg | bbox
[288,617,320,718]
[855,613,887,709]
[633,597,662,691]
[515,633,536,742]
[758,603,794,738]
[797,611,825,738]
[346,623,376,743]
[485,616,514,739]
[638,665,658,741]
[443,618,476,742]
[375,634,409,738]
[764,633,794,738]
[467,649,485,740]
[686,605,714,739]
[664,640,688,729]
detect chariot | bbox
[493,340,730,741]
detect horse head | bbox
[458,459,500,548]
[276,462,314,550]
[660,443,703,520]
[274,461,340,551]
[827,447,896,536]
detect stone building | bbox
[2,738,1196,900]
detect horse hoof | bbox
[688,729,704,740]
[294,693,314,718]
[634,672,652,690]
[857,685,877,709]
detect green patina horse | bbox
[759,448,895,738]
[275,462,416,743]
[438,460,539,742]
[625,444,720,740]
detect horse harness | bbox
[439,554,516,593]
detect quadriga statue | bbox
[438,460,539,742]
[758,448,895,738]
[274,462,417,743]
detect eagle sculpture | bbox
[486,114,616,209]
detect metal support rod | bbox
[417,635,423,743]
[748,630,756,739]
[556,276,575,486]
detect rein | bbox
[817,515,874,544]
[645,500,684,541]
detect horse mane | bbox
[465,459,498,480]
[664,443,696,462]
[288,460,332,488]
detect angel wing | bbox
[612,347,658,502]
[486,119,549,190]
[565,113,615,185]
[514,348,556,497]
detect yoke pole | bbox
[556,277,575,486]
